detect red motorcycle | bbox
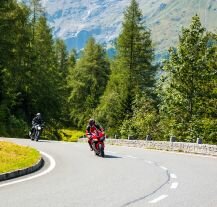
[90,130,105,157]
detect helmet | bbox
[36,113,41,118]
[89,119,95,126]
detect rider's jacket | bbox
[32,117,43,126]
[86,124,102,137]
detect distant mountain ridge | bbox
[34,0,217,58]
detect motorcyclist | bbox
[29,113,44,138]
[86,119,103,151]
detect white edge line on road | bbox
[170,182,179,189]
[149,195,168,203]
[160,166,168,171]
[0,151,56,188]
[170,173,177,179]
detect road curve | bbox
[0,138,217,207]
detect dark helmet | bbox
[89,119,95,126]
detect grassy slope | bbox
[0,141,40,174]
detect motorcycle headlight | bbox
[37,126,41,130]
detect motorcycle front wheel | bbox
[35,130,40,141]
[99,144,104,157]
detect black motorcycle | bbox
[29,124,44,141]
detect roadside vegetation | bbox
[57,129,84,142]
[0,0,216,144]
[0,141,40,173]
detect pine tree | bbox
[0,0,32,135]
[31,16,63,120]
[68,37,110,128]
[54,38,74,125]
[68,49,77,69]
[0,0,71,138]
[117,0,154,95]
[29,0,44,41]
[158,15,217,143]
[95,0,156,136]
[54,39,69,77]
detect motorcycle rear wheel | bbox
[29,132,34,141]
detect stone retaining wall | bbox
[79,138,217,156]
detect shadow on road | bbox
[104,154,122,159]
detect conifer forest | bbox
[0,0,216,143]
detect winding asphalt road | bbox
[0,138,217,207]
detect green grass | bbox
[58,129,85,142]
[0,141,40,174]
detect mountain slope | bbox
[40,0,217,58]
[146,0,217,57]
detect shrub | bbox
[57,129,85,142]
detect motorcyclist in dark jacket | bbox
[32,113,43,126]
[30,113,43,137]
[86,119,103,150]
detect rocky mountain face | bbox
[40,0,217,58]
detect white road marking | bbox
[170,173,177,179]
[160,166,168,171]
[170,182,179,189]
[0,151,56,188]
[149,195,168,203]
[126,155,137,159]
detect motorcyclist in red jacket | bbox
[86,119,103,150]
